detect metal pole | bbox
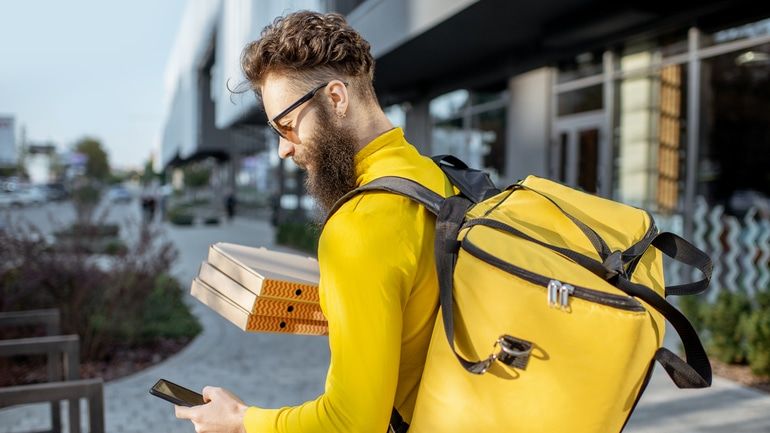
[66,339,81,433]
[684,27,701,239]
[89,383,105,433]
[47,311,62,433]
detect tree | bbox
[74,137,110,180]
[183,165,211,189]
[141,158,157,186]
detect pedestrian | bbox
[174,10,450,433]
[225,190,236,221]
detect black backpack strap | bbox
[653,232,712,297]
[432,155,501,203]
[326,175,499,375]
[615,276,712,388]
[388,408,409,433]
[621,229,712,298]
[323,176,444,226]
[434,195,497,373]
[511,183,613,261]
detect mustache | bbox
[291,155,308,170]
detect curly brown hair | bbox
[240,11,376,101]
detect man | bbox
[176,11,451,433]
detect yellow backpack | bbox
[331,155,713,433]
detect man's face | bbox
[261,74,358,214]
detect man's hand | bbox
[175,386,249,433]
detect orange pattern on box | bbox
[246,315,328,336]
[261,280,320,302]
[250,298,326,322]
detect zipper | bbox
[462,238,646,313]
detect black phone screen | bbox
[150,379,205,407]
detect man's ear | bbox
[326,80,349,118]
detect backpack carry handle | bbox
[615,276,712,388]
[432,155,501,204]
[652,232,712,297]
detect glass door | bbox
[553,111,605,194]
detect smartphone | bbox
[149,379,206,407]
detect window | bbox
[699,43,770,214]
[430,89,507,185]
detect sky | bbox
[0,0,187,170]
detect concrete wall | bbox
[506,68,553,182]
[617,47,660,208]
[160,0,325,168]
[403,99,431,154]
[347,0,478,57]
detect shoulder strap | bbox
[323,176,444,227]
[324,175,496,374]
[434,195,499,373]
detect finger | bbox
[175,404,194,419]
[201,386,218,403]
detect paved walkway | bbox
[1,215,769,432]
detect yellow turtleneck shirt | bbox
[243,127,451,433]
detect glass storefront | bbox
[552,17,770,218]
[699,42,770,215]
[703,17,770,47]
[430,89,507,185]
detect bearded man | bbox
[176,10,450,433]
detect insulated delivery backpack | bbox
[329,155,713,433]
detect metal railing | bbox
[0,309,104,433]
[0,379,104,433]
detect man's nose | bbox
[278,137,294,159]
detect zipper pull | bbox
[559,283,574,310]
[547,280,561,308]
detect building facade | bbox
[0,116,16,168]
[342,0,770,236]
[160,0,770,230]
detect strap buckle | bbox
[602,250,627,280]
[475,335,533,374]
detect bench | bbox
[0,309,104,433]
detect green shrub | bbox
[103,239,128,255]
[276,221,320,254]
[0,220,199,360]
[678,294,707,334]
[167,206,195,225]
[203,216,220,225]
[71,182,102,221]
[743,290,770,376]
[703,289,752,364]
[139,274,201,341]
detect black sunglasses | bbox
[268,81,348,139]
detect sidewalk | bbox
[0,216,329,433]
[1,215,769,432]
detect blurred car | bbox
[729,189,770,217]
[15,186,46,206]
[0,190,23,208]
[107,185,133,203]
[43,183,69,201]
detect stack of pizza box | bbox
[190,242,327,336]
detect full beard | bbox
[300,104,358,217]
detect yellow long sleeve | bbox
[244,128,449,433]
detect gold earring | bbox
[337,111,346,119]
